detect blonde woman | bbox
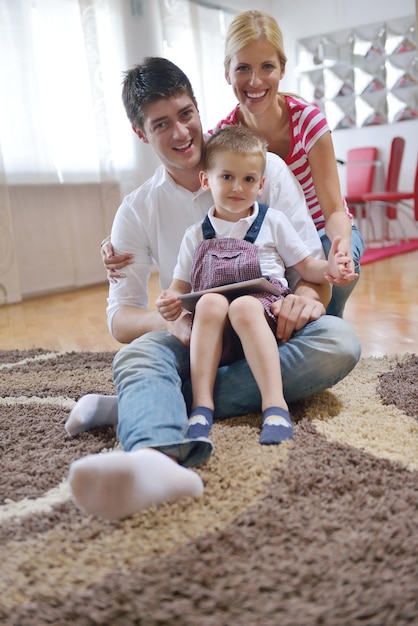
[213,9,364,317]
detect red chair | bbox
[363,159,418,243]
[344,146,379,240]
[382,137,405,219]
[358,137,405,242]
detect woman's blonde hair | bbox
[224,10,287,73]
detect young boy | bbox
[156,126,355,446]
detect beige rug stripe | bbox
[1,419,290,612]
[311,354,418,470]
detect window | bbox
[159,0,237,132]
[0,0,126,184]
[0,0,238,184]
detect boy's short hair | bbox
[122,57,197,130]
[203,126,267,172]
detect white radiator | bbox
[3,182,120,301]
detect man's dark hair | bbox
[122,57,197,131]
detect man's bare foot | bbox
[168,311,192,347]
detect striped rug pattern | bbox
[1,349,417,625]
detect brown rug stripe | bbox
[1,350,417,625]
[378,353,418,418]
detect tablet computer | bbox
[179,277,283,312]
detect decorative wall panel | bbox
[296,16,417,130]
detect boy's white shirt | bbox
[107,149,324,333]
[173,201,311,288]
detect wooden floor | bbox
[1,250,417,357]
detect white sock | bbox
[68,448,204,520]
[65,394,119,436]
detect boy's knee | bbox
[229,295,263,324]
[196,292,228,318]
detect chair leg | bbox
[363,205,376,243]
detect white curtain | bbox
[0,0,131,185]
[0,0,131,303]
[158,0,237,132]
[0,0,237,186]
[0,0,237,303]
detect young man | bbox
[67,57,361,521]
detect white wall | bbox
[205,0,273,12]
[112,0,164,191]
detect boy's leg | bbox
[228,296,293,445]
[259,407,294,445]
[228,296,287,411]
[187,293,229,438]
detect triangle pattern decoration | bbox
[356,92,388,126]
[387,89,418,123]
[324,67,354,99]
[296,15,417,130]
[324,98,357,130]
[299,69,325,102]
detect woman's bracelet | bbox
[100,236,110,248]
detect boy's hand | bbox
[156,291,183,321]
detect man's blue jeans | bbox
[113,315,361,467]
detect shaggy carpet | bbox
[1,349,417,626]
